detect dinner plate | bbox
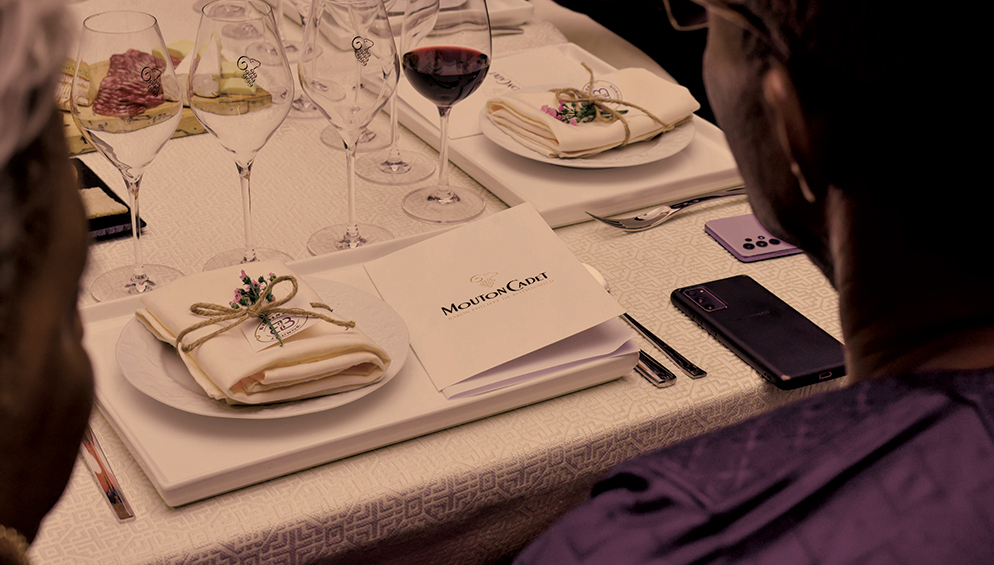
[478,109,695,169]
[115,277,410,420]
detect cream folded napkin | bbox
[135,260,391,405]
[485,67,699,159]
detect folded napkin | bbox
[485,67,699,159]
[136,260,391,405]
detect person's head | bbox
[669,0,982,282]
[1,0,94,541]
[670,0,992,379]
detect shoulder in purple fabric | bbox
[514,370,994,564]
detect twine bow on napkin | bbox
[548,63,672,148]
[484,63,699,159]
[174,275,355,353]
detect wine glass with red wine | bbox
[401,0,490,223]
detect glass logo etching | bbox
[142,66,163,96]
[352,36,374,65]
[237,55,262,86]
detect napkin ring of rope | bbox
[174,275,355,353]
[550,63,682,147]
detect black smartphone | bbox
[671,275,845,389]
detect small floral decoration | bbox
[541,100,627,126]
[230,270,285,346]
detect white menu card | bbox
[364,204,627,394]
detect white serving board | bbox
[397,43,743,227]
[86,229,636,507]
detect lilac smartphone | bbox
[705,214,802,262]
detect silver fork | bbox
[586,185,746,232]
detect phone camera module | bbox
[682,287,727,312]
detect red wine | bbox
[402,46,490,107]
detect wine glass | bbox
[190,0,294,270]
[70,11,183,301]
[400,0,489,223]
[285,0,325,117]
[275,0,301,61]
[320,116,390,152]
[299,0,400,253]
[355,0,438,185]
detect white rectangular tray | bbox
[86,230,636,507]
[397,43,743,228]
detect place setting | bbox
[394,41,744,228]
[85,202,639,507]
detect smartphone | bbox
[671,275,845,389]
[705,214,802,262]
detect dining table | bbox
[29,0,844,563]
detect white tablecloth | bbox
[29,2,844,563]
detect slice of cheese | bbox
[80,186,128,219]
[220,76,258,95]
[220,60,243,78]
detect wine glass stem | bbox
[435,106,454,199]
[345,143,360,241]
[125,176,149,290]
[385,93,402,164]
[237,161,258,263]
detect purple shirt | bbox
[514,370,994,564]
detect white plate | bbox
[115,278,410,420]
[478,109,695,169]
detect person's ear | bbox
[762,64,826,204]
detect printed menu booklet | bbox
[364,204,631,397]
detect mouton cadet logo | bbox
[440,271,554,319]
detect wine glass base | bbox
[307,224,393,255]
[321,122,391,153]
[283,41,300,63]
[356,149,436,185]
[402,186,486,224]
[288,95,324,119]
[90,263,184,302]
[203,247,295,271]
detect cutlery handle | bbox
[669,186,747,211]
[80,426,135,521]
[624,313,707,378]
[637,350,676,388]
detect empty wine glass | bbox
[190,0,294,270]
[284,0,325,117]
[275,0,301,61]
[319,111,391,151]
[355,0,438,185]
[400,0,489,223]
[299,0,400,253]
[70,11,183,301]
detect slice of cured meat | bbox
[92,49,166,117]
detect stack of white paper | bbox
[364,204,633,398]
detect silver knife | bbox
[623,313,707,378]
